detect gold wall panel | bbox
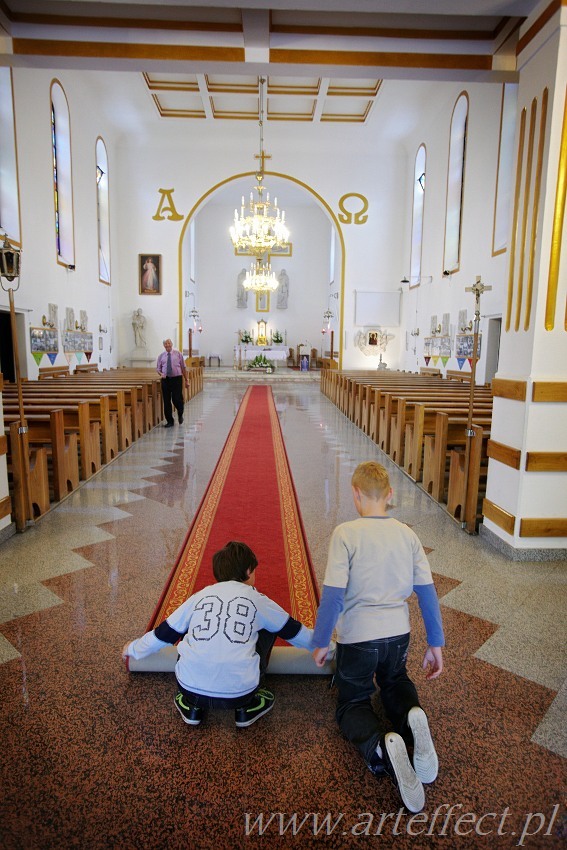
[515,98,537,331]
[546,84,567,330]
[482,498,516,535]
[506,107,526,331]
[520,517,567,537]
[525,88,548,330]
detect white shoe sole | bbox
[408,706,438,783]
[384,733,425,813]
[235,700,274,728]
[174,698,201,726]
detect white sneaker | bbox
[407,706,438,783]
[382,732,425,813]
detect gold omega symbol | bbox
[338,193,369,225]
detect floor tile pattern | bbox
[0,379,565,849]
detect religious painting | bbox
[367,330,379,347]
[256,291,270,312]
[139,254,161,295]
[234,246,255,257]
[268,242,292,258]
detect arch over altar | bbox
[177,171,346,369]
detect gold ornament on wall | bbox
[338,193,369,225]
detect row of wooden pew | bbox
[2,364,204,531]
[321,369,493,532]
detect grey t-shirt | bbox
[323,516,434,643]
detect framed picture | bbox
[456,333,481,358]
[269,242,292,258]
[366,330,379,347]
[256,291,270,312]
[234,246,255,257]
[139,254,161,295]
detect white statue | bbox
[48,303,58,328]
[277,269,289,309]
[80,310,88,331]
[66,307,75,331]
[236,268,248,308]
[132,308,147,348]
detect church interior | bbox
[0,2,565,847]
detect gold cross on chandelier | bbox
[255,149,271,176]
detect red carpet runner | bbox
[130,385,322,674]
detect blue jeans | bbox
[335,633,420,766]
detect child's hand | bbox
[312,646,329,667]
[121,642,132,667]
[423,646,443,680]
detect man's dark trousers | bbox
[161,375,184,424]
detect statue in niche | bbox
[48,303,58,329]
[277,269,289,309]
[132,308,147,349]
[236,268,248,308]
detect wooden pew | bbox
[389,394,492,468]
[421,412,492,503]
[8,422,50,524]
[5,410,80,504]
[4,401,101,481]
[74,363,100,374]
[446,423,490,532]
[6,382,141,445]
[3,385,128,455]
[38,365,70,379]
[446,370,473,382]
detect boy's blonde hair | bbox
[351,461,390,499]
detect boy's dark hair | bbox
[212,541,258,583]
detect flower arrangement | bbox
[240,330,252,344]
[248,354,273,371]
[272,330,283,344]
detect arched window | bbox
[444,92,468,274]
[50,80,75,266]
[409,144,426,287]
[96,138,110,284]
[0,68,21,243]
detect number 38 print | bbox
[191,595,258,643]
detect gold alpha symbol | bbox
[338,193,369,225]
[152,188,184,222]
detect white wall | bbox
[7,69,120,377]
[396,81,511,382]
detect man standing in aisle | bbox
[156,339,189,427]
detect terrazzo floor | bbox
[0,378,565,850]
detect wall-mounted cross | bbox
[465,275,492,321]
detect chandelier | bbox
[242,258,278,293]
[229,78,289,256]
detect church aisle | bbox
[0,381,565,849]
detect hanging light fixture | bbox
[229,78,289,256]
[242,258,278,293]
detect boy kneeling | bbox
[122,541,313,728]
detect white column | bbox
[482,5,567,558]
